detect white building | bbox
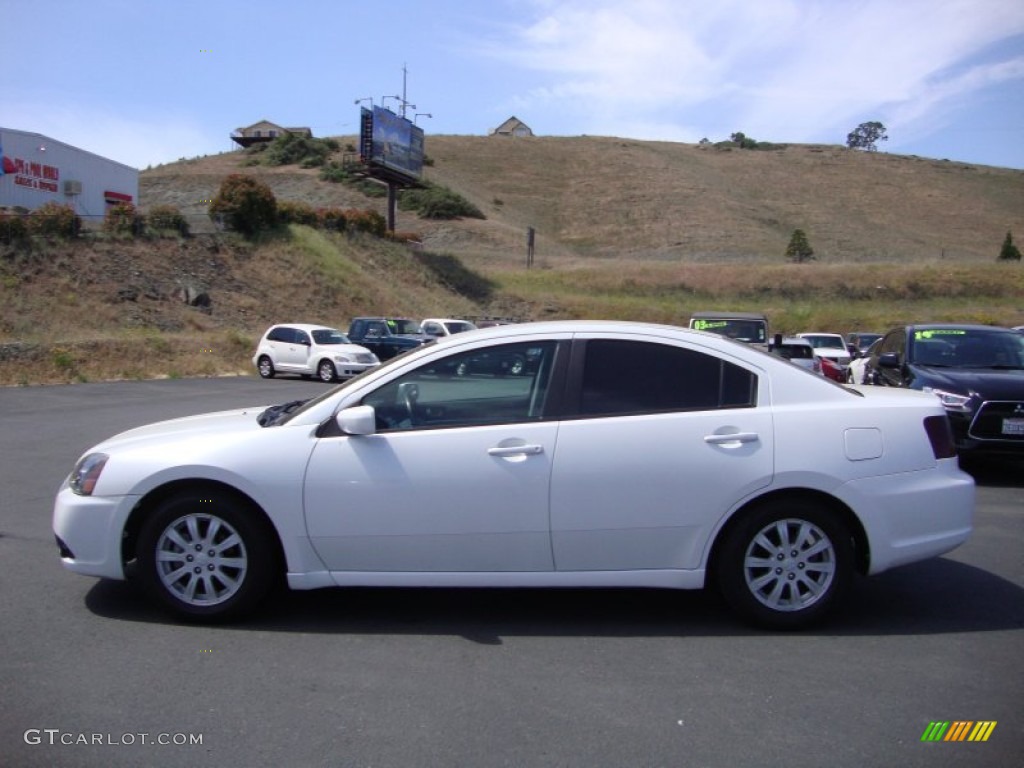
[0,127,138,225]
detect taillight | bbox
[923,415,956,459]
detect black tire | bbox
[317,359,337,383]
[257,356,275,379]
[136,489,279,622]
[715,498,852,630]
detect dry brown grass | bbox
[4,137,1023,385]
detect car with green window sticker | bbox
[867,324,1024,457]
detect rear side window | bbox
[579,340,757,416]
[267,326,294,343]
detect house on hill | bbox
[230,120,313,148]
[489,117,533,137]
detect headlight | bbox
[333,354,353,363]
[922,387,972,413]
[68,453,109,496]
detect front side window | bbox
[362,342,558,431]
[579,340,757,417]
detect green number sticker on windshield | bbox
[915,329,967,340]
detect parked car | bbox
[799,332,853,377]
[867,323,1024,456]
[847,338,882,384]
[846,332,883,358]
[252,324,380,382]
[54,321,973,630]
[818,355,845,383]
[767,336,821,375]
[689,311,769,346]
[421,318,478,337]
[347,317,432,361]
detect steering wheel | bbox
[398,382,420,426]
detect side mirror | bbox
[336,405,376,436]
[878,352,900,369]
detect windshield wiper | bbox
[257,399,309,427]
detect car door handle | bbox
[703,432,760,445]
[488,444,544,457]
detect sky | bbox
[2,0,1023,170]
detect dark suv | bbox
[868,324,1024,456]
[347,317,432,361]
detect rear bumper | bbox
[838,460,974,574]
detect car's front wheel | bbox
[256,356,275,379]
[136,489,279,622]
[715,499,852,629]
[317,359,337,382]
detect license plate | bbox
[1002,418,1024,436]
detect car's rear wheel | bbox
[136,489,279,622]
[716,499,852,629]
[317,359,337,382]
[257,356,275,379]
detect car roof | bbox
[269,323,340,333]
[902,323,1017,333]
[690,311,767,320]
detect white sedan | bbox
[53,321,974,629]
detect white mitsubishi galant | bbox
[53,321,975,629]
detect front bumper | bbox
[52,486,139,580]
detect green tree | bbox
[847,121,888,151]
[209,174,278,237]
[785,229,815,263]
[730,131,758,149]
[998,230,1022,261]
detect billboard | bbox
[359,106,424,183]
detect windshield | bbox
[910,328,1024,369]
[444,321,477,334]
[802,335,846,350]
[311,329,351,345]
[387,319,422,335]
[692,319,767,343]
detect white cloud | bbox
[480,0,1024,148]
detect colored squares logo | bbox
[921,721,997,742]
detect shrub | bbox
[262,133,336,167]
[399,183,485,220]
[147,204,190,236]
[28,202,81,239]
[0,213,28,245]
[209,174,278,237]
[317,208,347,232]
[319,162,349,183]
[277,200,320,226]
[344,208,386,237]
[103,202,145,236]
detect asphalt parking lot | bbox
[1,378,1021,767]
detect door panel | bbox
[303,423,558,572]
[550,409,773,571]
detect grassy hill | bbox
[2,135,1023,384]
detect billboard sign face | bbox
[360,106,424,183]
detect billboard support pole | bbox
[387,182,397,233]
